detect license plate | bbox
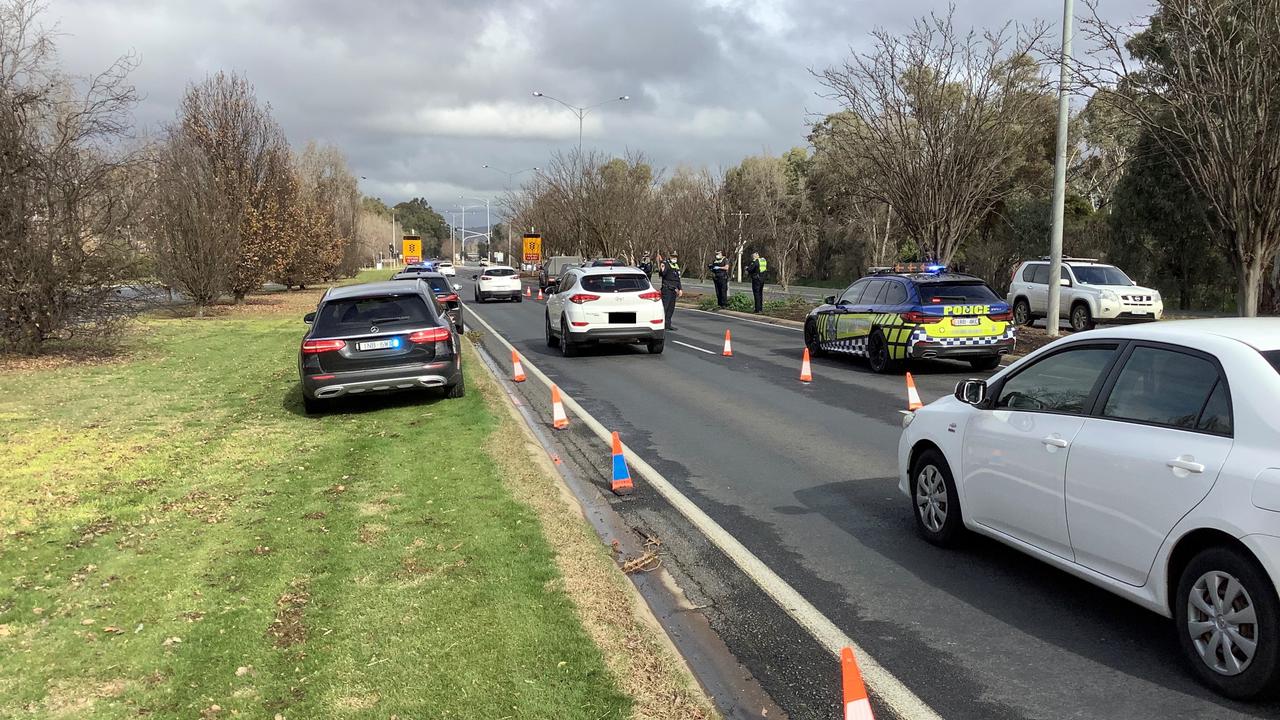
[952,317,980,326]
[357,339,396,351]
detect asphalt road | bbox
[455,268,1280,720]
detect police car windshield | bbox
[1264,350,1280,376]
[581,273,650,292]
[917,282,1000,304]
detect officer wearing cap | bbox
[638,252,654,280]
[708,250,731,308]
[656,251,683,330]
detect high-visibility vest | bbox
[757,258,768,272]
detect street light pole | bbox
[460,196,491,262]
[531,91,630,152]
[483,164,539,266]
[1046,0,1075,337]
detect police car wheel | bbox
[910,448,964,547]
[804,320,825,357]
[545,312,560,348]
[867,330,898,374]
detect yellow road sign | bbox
[402,236,422,264]
[522,234,542,263]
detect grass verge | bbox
[0,284,692,719]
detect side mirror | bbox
[453,284,461,291]
[1059,277,1071,287]
[954,379,987,406]
[303,312,316,324]
[824,295,836,305]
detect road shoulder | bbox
[467,340,720,720]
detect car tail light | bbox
[900,311,943,324]
[638,291,661,301]
[311,374,335,380]
[408,327,451,344]
[649,319,663,324]
[568,293,601,304]
[571,321,589,327]
[988,310,1013,322]
[439,294,458,302]
[302,338,346,354]
[479,275,491,281]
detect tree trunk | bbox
[1236,253,1264,317]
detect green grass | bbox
[0,302,630,718]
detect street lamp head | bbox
[532,91,543,97]
[619,95,630,101]
[482,164,490,169]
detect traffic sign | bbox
[402,235,422,264]
[522,233,542,263]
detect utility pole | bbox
[731,211,750,282]
[1046,0,1075,337]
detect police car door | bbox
[836,279,881,354]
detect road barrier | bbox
[722,329,733,357]
[551,384,569,429]
[841,646,875,720]
[609,431,634,495]
[905,372,923,411]
[800,348,813,383]
[511,350,526,383]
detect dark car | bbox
[804,266,1015,373]
[391,270,463,333]
[298,281,464,413]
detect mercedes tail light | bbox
[439,294,459,303]
[302,339,346,354]
[408,327,452,344]
[638,291,661,301]
[900,311,943,324]
[568,293,601,304]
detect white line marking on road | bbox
[671,340,717,355]
[687,307,803,331]
[462,302,942,720]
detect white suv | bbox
[899,319,1280,699]
[474,265,522,302]
[1008,259,1163,332]
[544,266,665,356]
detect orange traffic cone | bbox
[511,349,526,382]
[524,286,531,298]
[551,384,569,429]
[609,431,634,495]
[722,330,733,357]
[841,646,875,720]
[537,288,544,301]
[905,371,923,411]
[799,347,813,383]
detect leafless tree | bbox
[1070,0,1280,316]
[815,10,1052,266]
[0,0,146,353]
[148,131,241,314]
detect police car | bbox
[803,265,1016,373]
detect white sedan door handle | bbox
[1041,436,1070,448]
[1167,457,1206,474]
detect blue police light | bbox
[925,264,946,273]
[390,337,402,349]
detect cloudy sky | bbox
[51,0,1152,220]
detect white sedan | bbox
[436,260,456,277]
[899,319,1280,699]
[544,266,664,356]
[474,265,522,303]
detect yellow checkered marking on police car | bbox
[818,311,1010,358]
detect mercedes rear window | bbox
[424,277,451,294]
[1264,350,1280,375]
[580,274,650,292]
[917,282,1000,304]
[484,268,516,276]
[313,295,434,334]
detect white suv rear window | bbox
[580,274,650,292]
[485,268,516,277]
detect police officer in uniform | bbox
[747,251,768,313]
[656,252,683,330]
[708,250,731,308]
[637,252,654,280]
